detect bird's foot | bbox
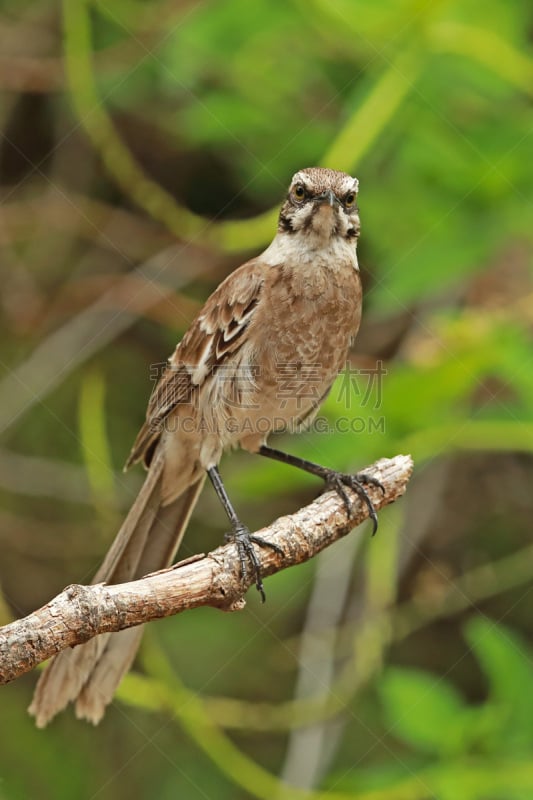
[225,525,284,602]
[321,469,385,535]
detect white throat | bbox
[261,230,359,271]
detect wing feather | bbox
[125,260,265,468]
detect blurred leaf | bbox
[464,616,533,752]
[78,368,118,532]
[378,667,470,755]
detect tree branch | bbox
[0,455,413,685]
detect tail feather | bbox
[28,453,204,728]
[134,479,206,574]
[92,450,164,585]
[73,478,205,725]
[75,627,144,724]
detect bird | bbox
[29,167,380,727]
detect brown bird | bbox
[29,167,380,727]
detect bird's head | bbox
[278,168,360,245]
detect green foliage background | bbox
[0,1,532,798]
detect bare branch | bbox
[0,455,413,685]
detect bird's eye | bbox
[344,192,356,208]
[292,184,306,201]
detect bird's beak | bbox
[317,189,338,207]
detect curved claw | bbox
[226,527,285,603]
[324,470,380,535]
[357,471,386,496]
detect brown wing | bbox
[125,259,267,469]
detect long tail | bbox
[28,451,205,727]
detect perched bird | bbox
[29,167,379,727]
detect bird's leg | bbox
[207,466,283,602]
[258,446,384,535]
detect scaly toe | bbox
[227,526,267,602]
[356,471,386,495]
[324,469,380,535]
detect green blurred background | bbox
[1,1,533,798]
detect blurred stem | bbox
[279,506,404,788]
[200,617,387,730]
[122,531,533,734]
[63,0,423,254]
[93,0,197,35]
[431,22,533,96]
[62,0,206,241]
[215,47,423,252]
[0,584,13,626]
[402,419,533,463]
[64,6,533,259]
[365,504,400,613]
[393,540,533,642]
[78,368,117,531]
[321,49,421,171]
[279,534,366,789]
[214,207,279,255]
[93,0,155,29]
[120,639,533,798]
[136,636,367,800]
